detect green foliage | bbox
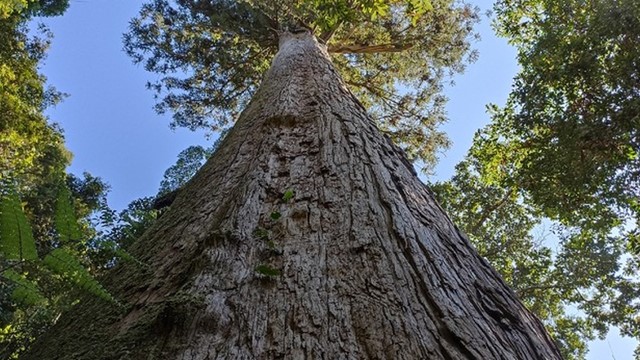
[26,0,70,17]
[2,269,46,307]
[91,197,158,261]
[157,128,230,196]
[0,3,119,357]
[43,248,114,303]
[282,189,295,203]
[465,3,640,353]
[54,185,82,243]
[253,228,269,240]
[270,211,282,221]
[486,0,639,235]
[0,1,70,191]
[66,172,110,219]
[0,0,29,18]
[272,0,433,30]
[0,185,115,300]
[266,240,277,251]
[158,145,214,195]
[123,0,479,170]
[0,18,68,187]
[0,190,37,261]
[0,0,69,18]
[0,184,117,357]
[255,264,281,277]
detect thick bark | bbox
[26,32,561,359]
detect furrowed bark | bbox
[25,31,561,360]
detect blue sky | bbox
[37,0,636,357]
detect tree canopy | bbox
[0,0,69,18]
[123,0,480,170]
[481,0,639,237]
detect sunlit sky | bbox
[37,0,636,357]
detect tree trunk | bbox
[26,31,562,360]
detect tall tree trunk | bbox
[26,31,562,359]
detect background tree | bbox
[123,0,480,170]
[0,0,68,18]
[0,2,118,358]
[481,0,639,245]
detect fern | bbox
[54,186,82,243]
[2,268,46,306]
[0,191,37,261]
[101,239,147,268]
[0,187,116,305]
[43,248,115,303]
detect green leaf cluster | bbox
[123,0,479,171]
[90,197,158,261]
[158,145,215,196]
[0,0,69,18]
[282,189,295,203]
[42,248,114,302]
[270,211,282,221]
[255,264,281,277]
[0,16,68,188]
[0,186,115,300]
[2,269,46,307]
[486,0,639,242]
[54,185,82,243]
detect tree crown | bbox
[123,0,479,170]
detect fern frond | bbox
[43,248,115,303]
[0,191,37,261]
[54,186,82,243]
[101,239,148,268]
[2,269,47,306]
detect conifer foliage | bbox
[124,0,480,169]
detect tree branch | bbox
[515,284,562,298]
[469,189,514,235]
[328,43,414,54]
[319,21,342,43]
